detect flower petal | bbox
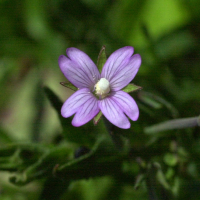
[61,88,95,118]
[99,97,130,129]
[72,96,99,127]
[59,55,93,89]
[110,54,141,91]
[111,91,139,121]
[101,46,134,81]
[66,47,100,84]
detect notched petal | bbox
[110,53,142,91]
[66,47,100,84]
[58,54,94,89]
[61,88,94,118]
[112,91,139,121]
[101,46,134,81]
[99,97,130,129]
[72,97,99,127]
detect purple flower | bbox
[59,46,141,129]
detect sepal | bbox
[60,81,78,91]
[122,83,142,93]
[93,111,103,125]
[97,46,107,73]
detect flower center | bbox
[94,78,110,98]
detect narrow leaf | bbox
[138,91,179,117]
[44,86,63,113]
[134,174,145,190]
[146,163,171,199]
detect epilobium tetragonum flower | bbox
[59,46,141,129]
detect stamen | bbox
[94,78,110,98]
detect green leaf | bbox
[122,83,142,93]
[54,136,123,180]
[101,117,129,152]
[138,91,179,117]
[39,177,70,200]
[163,153,178,167]
[157,168,171,190]
[44,86,63,114]
[97,46,107,73]
[0,143,48,175]
[146,163,172,199]
[60,81,78,91]
[109,131,129,152]
[93,111,103,125]
[134,174,145,190]
[9,145,72,186]
[0,127,14,144]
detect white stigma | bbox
[95,78,110,98]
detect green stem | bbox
[144,116,200,134]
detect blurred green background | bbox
[0,0,200,199]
